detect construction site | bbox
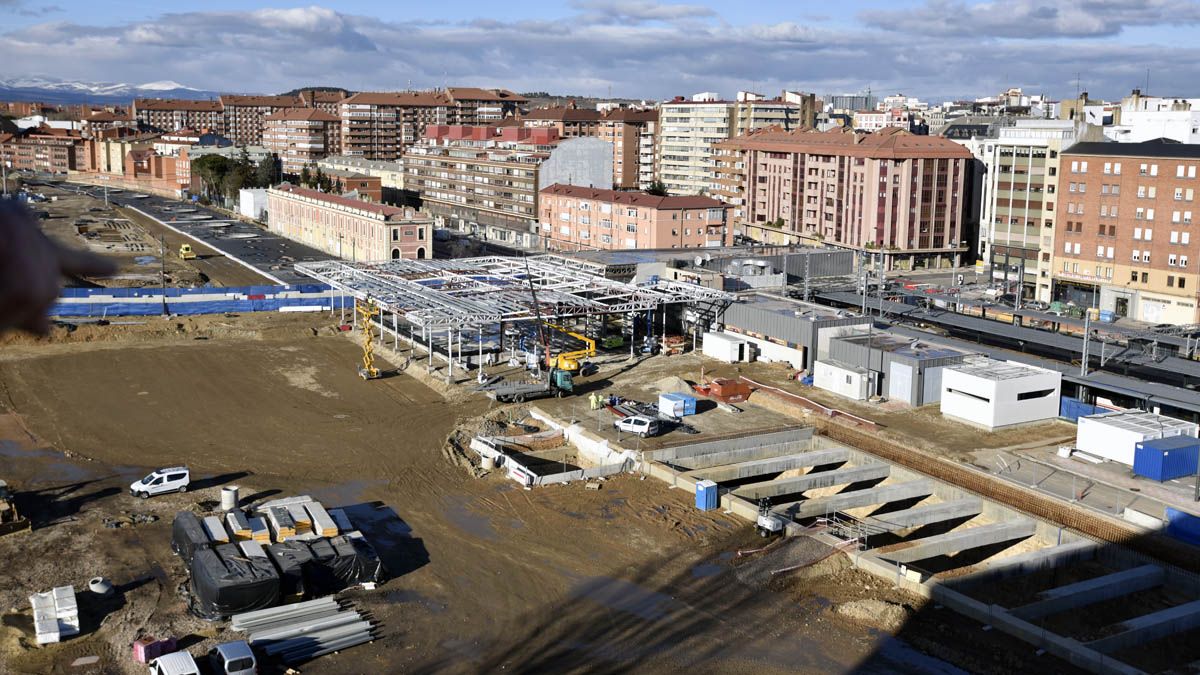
[5,184,1200,674]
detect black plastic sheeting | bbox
[190,544,280,620]
[265,535,386,598]
[265,541,314,598]
[171,511,211,565]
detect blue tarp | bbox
[1060,396,1102,422]
[58,283,332,299]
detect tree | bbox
[299,166,312,188]
[192,154,231,199]
[646,179,668,196]
[254,156,276,188]
[316,168,333,193]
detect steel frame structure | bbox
[295,255,733,328]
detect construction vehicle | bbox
[543,321,595,372]
[178,243,197,260]
[478,367,574,403]
[755,498,784,538]
[0,480,31,536]
[356,300,381,380]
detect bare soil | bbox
[0,313,998,675]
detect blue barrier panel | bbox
[1059,396,1100,422]
[1166,507,1200,547]
[51,292,343,318]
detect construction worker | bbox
[588,392,598,410]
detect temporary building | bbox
[940,358,1062,430]
[658,393,697,418]
[1134,436,1200,482]
[813,360,870,401]
[701,332,751,364]
[1076,410,1199,466]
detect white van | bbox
[130,467,191,499]
[614,416,661,438]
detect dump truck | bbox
[0,480,31,536]
[478,368,574,403]
[178,243,197,260]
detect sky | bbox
[2,0,1199,102]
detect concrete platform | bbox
[776,480,934,520]
[732,463,890,501]
[879,521,1037,565]
[1011,564,1165,620]
[861,498,982,534]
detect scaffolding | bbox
[295,255,734,329]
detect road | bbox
[58,181,329,285]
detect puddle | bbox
[0,440,105,484]
[690,563,723,579]
[718,551,735,562]
[442,500,498,541]
[133,255,158,266]
[571,577,679,622]
[385,589,447,614]
[508,518,524,529]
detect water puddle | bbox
[385,589,447,614]
[690,563,723,579]
[0,440,107,484]
[442,499,498,541]
[309,479,387,506]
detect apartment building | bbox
[713,127,971,269]
[854,108,911,132]
[656,93,809,196]
[340,88,527,161]
[263,108,341,175]
[521,105,658,189]
[963,120,1091,301]
[297,89,348,115]
[1053,139,1200,324]
[219,95,305,146]
[318,155,406,200]
[0,128,82,173]
[539,184,730,251]
[133,99,223,133]
[267,183,432,261]
[404,125,611,248]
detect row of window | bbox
[1072,160,1200,178]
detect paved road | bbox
[60,182,328,285]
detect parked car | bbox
[614,416,660,438]
[148,652,200,675]
[1024,300,1049,311]
[130,467,190,499]
[208,641,257,675]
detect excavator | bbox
[542,321,596,372]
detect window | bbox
[1115,162,1122,175]
[1101,205,1108,216]
[1071,160,1079,173]
[391,228,398,241]
[1191,166,1197,179]
[1187,211,1194,224]
[1135,227,1143,239]
[1064,241,1072,254]
[1146,227,1153,240]
[1017,389,1056,401]
[626,208,637,217]
[1185,232,1192,245]
[1102,184,1110,195]
[1183,255,1191,268]
[559,212,570,222]
[1096,244,1105,257]
[1136,207,1145,220]
[1150,186,1157,198]
[1182,278,1188,289]
[1107,246,1114,259]
[1177,188,1185,200]
[1068,203,1076,214]
[1173,231,1180,243]
[1141,163,1148,175]
[1105,162,1113,174]
[1073,242,1081,254]
[1174,211,1182,223]
[579,202,589,211]
[1112,206,1118,217]
[1143,272,1150,282]
[1170,253,1178,266]
[1143,252,1151,262]
[1081,161,1088,173]
[1132,271,1139,282]
[1079,183,1086,193]
[1169,275,1176,287]
[1113,184,1120,195]
[1133,249,1141,261]
[1069,182,1077,192]
[1151,164,1159,176]
[1189,189,1196,201]
[1179,165,1187,178]
[1138,186,1146,198]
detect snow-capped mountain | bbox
[0,77,221,104]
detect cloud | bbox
[862,0,1200,38]
[0,3,1197,102]
[0,0,62,16]
[569,0,715,24]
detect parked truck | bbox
[478,368,574,403]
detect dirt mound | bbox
[651,375,694,395]
[835,599,910,631]
[733,536,837,589]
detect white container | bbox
[1076,410,1199,466]
[813,360,869,400]
[940,359,1062,430]
[220,486,239,511]
[702,332,748,363]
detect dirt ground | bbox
[0,312,1016,675]
[32,184,269,288]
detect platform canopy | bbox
[295,255,734,329]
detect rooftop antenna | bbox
[1146,68,1151,95]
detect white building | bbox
[238,188,268,221]
[813,360,870,400]
[940,358,1062,430]
[1076,410,1199,465]
[1104,110,1200,145]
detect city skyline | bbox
[2,0,1199,101]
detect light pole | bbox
[2,160,9,197]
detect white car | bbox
[130,467,191,499]
[148,652,200,675]
[614,415,660,438]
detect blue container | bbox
[659,392,697,417]
[1166,507,1200,547]
[695,479,719,511]
[1134,436,1200,482]
[1099,310,1116,323]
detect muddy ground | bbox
[0,313,1076,674]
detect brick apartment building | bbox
[339,88,526,161]
[539,184,730,250]
[267,183,432,261]
[263,108,341,175]
[323,168,383,202]
[0,128,82,173]
[714,127,972,269]
[219,95,306,146]
[404,125,611,248]
[1053,139,1200,324]
[297,89,348,115]
[133,98,224,133]
[520,105,657,189]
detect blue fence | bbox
[1060,396,1103,422]
[58,283,331,299]
[52,284,345,318]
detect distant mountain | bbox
[0,77,222,105]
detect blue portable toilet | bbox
[695,479,719,511]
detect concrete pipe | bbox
[221,486,240,511]
[88,577,114,596]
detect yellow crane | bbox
[543,321,596,372]
[357,299,381,380]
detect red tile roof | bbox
[219,95,304,108]
[341,91,451,107]
[523,107,602,122]
[273,183,421,219]
[717,127,971,159]
[540,184,727,209]
[134,98,223,112]
[447,87,528,103]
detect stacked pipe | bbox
[230,597,378,665]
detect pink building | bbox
[539,184,730,251]
[267,183,432,261]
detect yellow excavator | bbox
[543,321,595,372]
[357,300,381,380]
